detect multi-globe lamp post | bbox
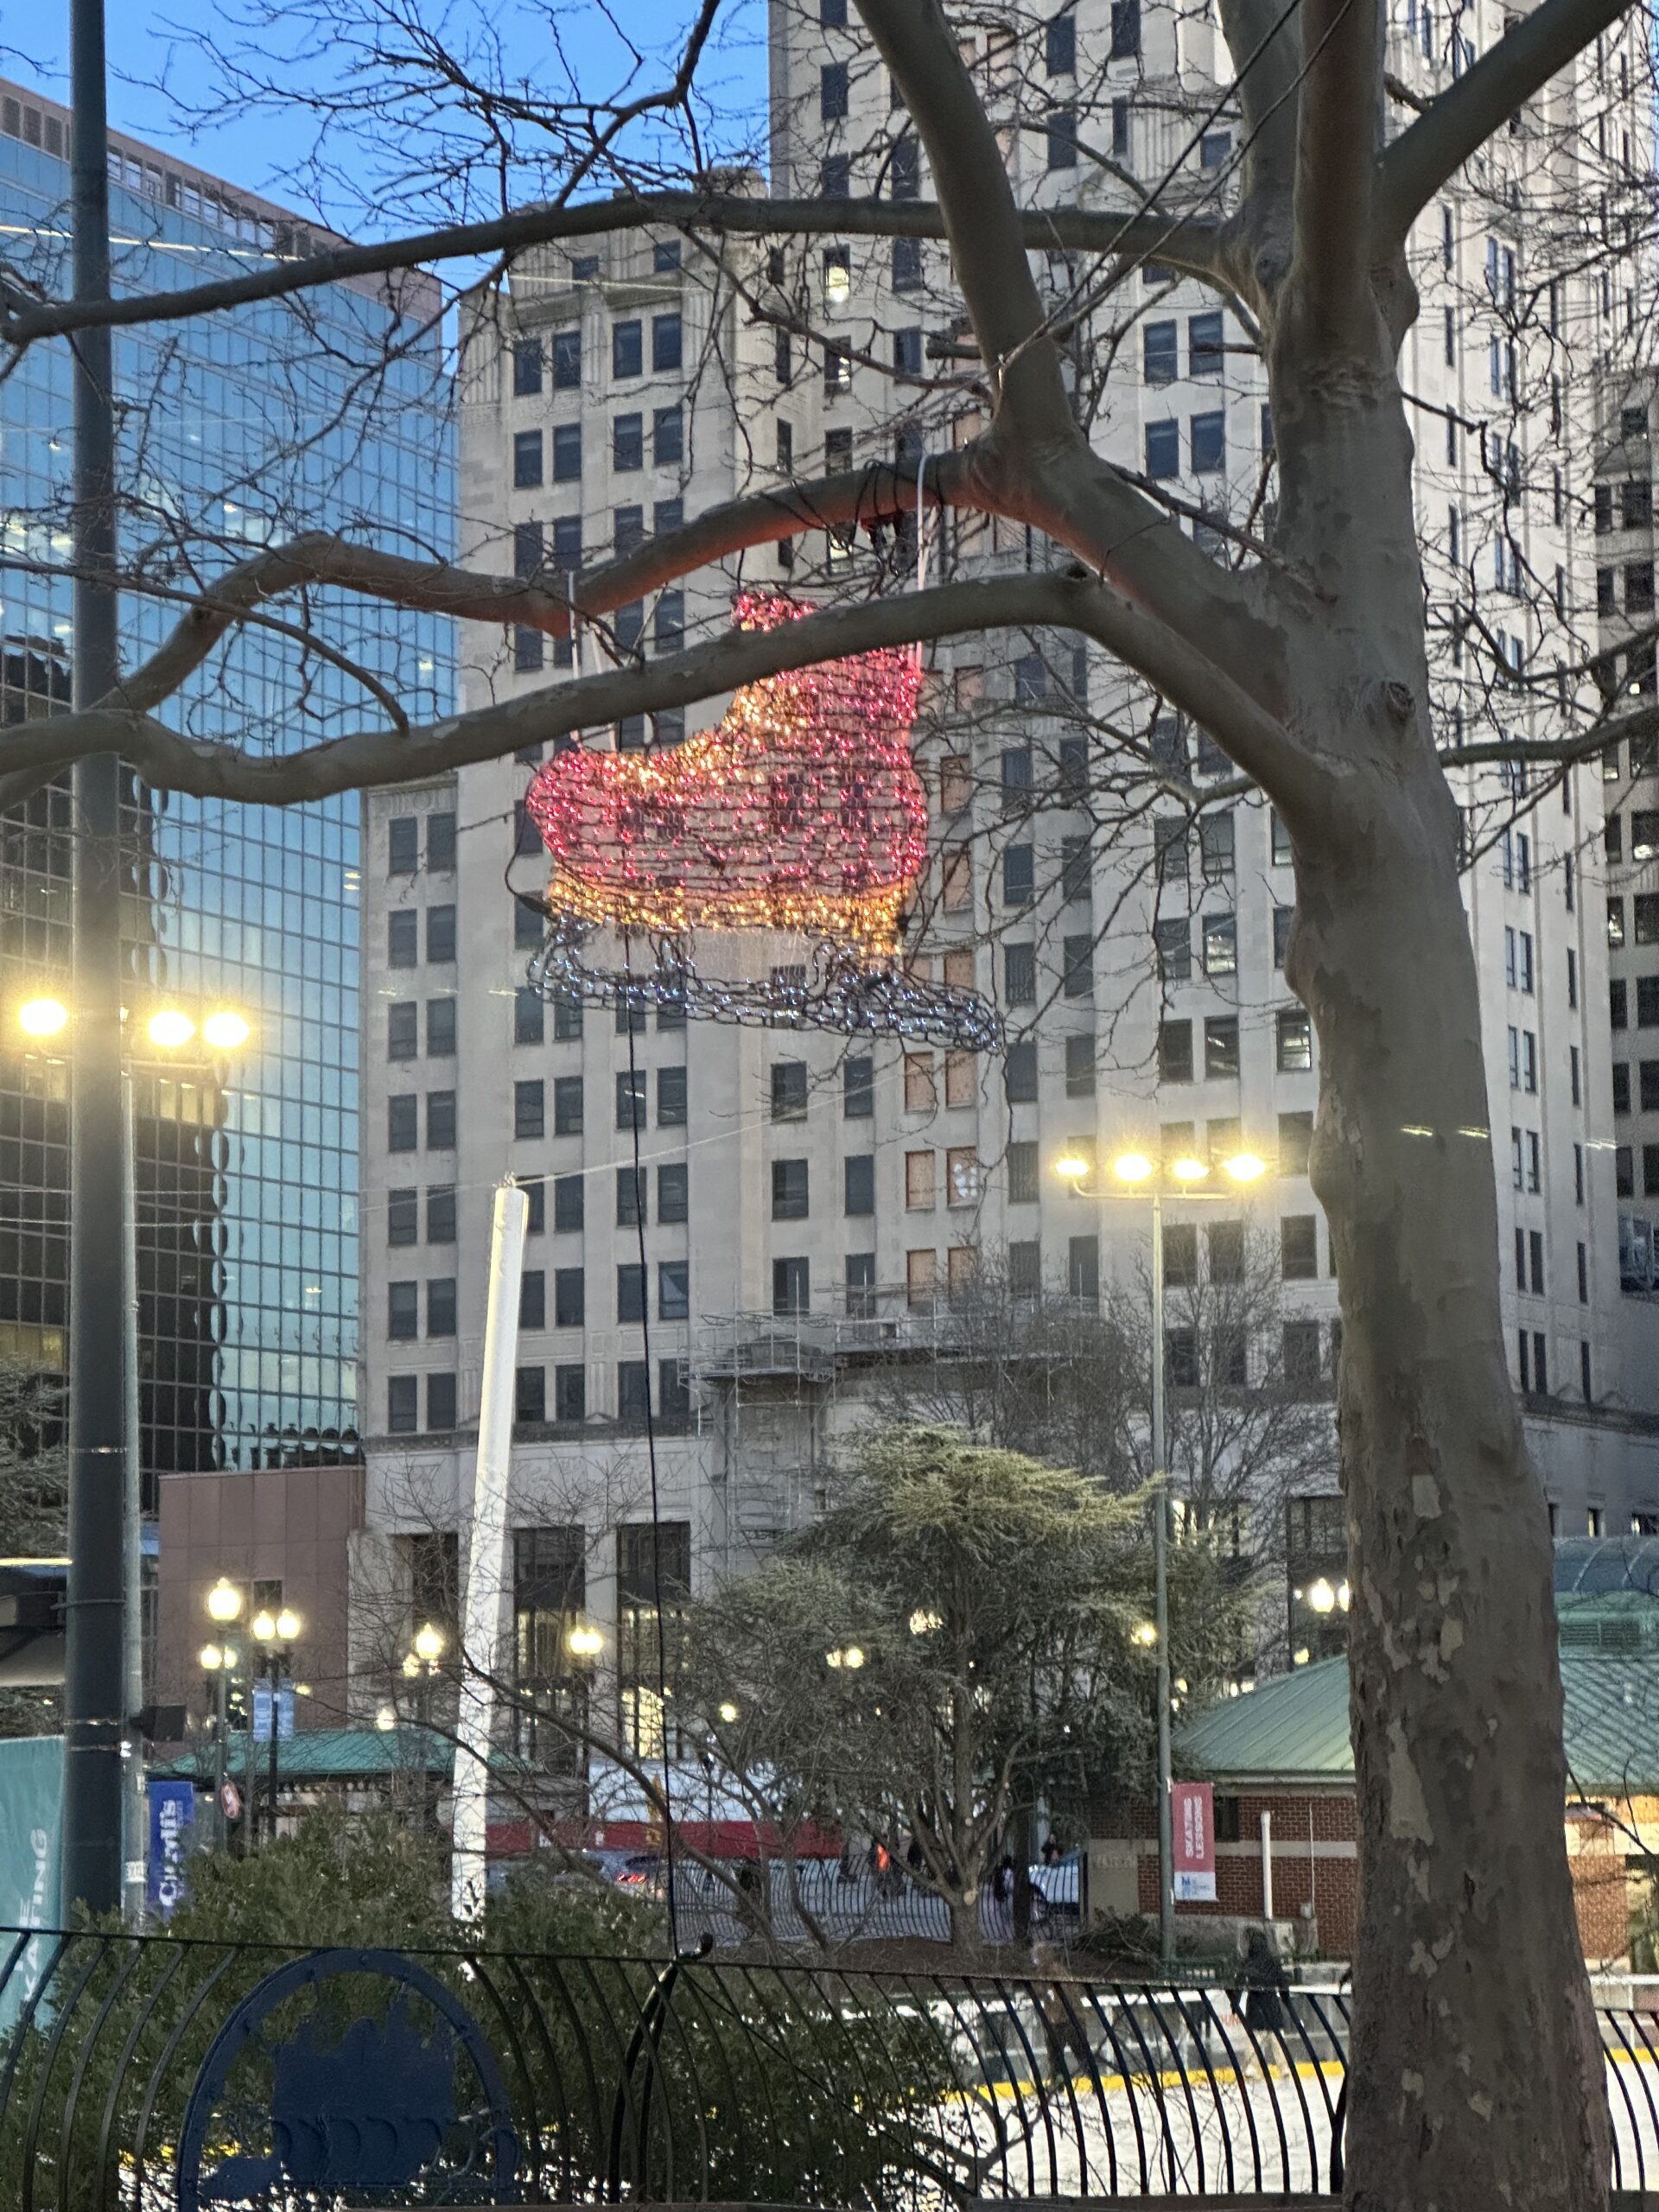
[14,993,251,1915]
[403,1619,447,1828]
[251,1604,302,1845]
[200,1575,245,1850]
[1054,1141,1268,1962]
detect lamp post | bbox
[403,1620,446,1829]
[16,998,252,1915]
[1055,1141,1268,1963]
[202,1575,244,1850]
[251,1605,301,1844]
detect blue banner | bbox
[251,1679,272,1743]
[0,1737,62,2033]
[146,1779,194,1919]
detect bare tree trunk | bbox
[1290,775,1607,2209]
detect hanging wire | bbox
[622,931,680,1950]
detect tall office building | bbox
[355,0,1659,1791]
[0,79,453,1719]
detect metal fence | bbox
[2,1924,1656,2208]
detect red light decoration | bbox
[522,593,1000,1050]
[526,593,927,954]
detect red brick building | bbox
[1134,1611,1659,1963]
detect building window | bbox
[1159,1020,1193,1084]
[773,1256,810,1315]
[772,1061,809,1121]
[1004,944,1037,1004]
[846,1252,876,1319]
[616,1071,647,1130]
[552,424,582,481]
[843,1056,874,1117]
[1281,1216,1318,1280]
[659,1262,690,1320]
[1110,0,1141,56]
[617,1264,645,1325]
[514,1366,546,1426]
[1046,109,1077,169]
[1202,913,1236,977]
[1069,1235,1100,1304]
[514,1079,545,1141]
[1002,845,1034,906]
[388,911,417,969]
[772,1158,810,1219]
[844,1154,875,1215]
[658,1162,689,1223]
[1276,1008,1313,1071]
[1143,321,1177,385]
[388,1281,418,1342]
[388,1095,418,1153]
[551,1174,582,1234]
[1189,312,1224,375]
[1005,1040,1038,1103]
[1063,933,1094,996]
[428,1277,457,1337]
[514,988,545,1046]
[552,327,581,387]
[1065,1033,1095,1097]
[553,1268,585,1329]
[821,60,849,118]
[1046,12,1076,73]
[1205,1016,1240,1077]
[426,906,456,963]
[389,817,419,874]
[426,1091,456,1149]
[906,1150,937,1209]
[1279,1110,1313,1175]
[388,1001,418,1061]
[513,430,543,488]
[1146,421,1179,479]
[617,1522,690,1758]
[1191,411,1226,474]
[613,319,643,379]
[387,1375,418,1433]
[906,1249,938,1310]
[553,1076,583,1135]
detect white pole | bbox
[450,1179,528,1920]
[121,1070,144,1922]
[1260,1808,1274,1921]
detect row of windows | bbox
[1605,810,1659,864]
[1142,315,1225,385]
[386,1357,691,1435]
[1612,1062,1659,1116]
[386,1164,690,1247]
[1607,894,1659,949]
[391,1259,692,1339]
[1594,478,1655,533]
[512,1069,687,1140]
[388,906,454,967]
[1610,976,1659,1028]
[1597,562,1656,617]
[1618,1143,1659,1198]
[512,406,683,489]
[1145,411,1241,482]
[514,309,683,398]
[388,812,455,876]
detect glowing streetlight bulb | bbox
[1169,1157,1211,1183]
[250,1610,276,1644]
[1338,1580,1351,1611]
[200,1643,223,1673]
[206,1577,243,1624]
[402,1651,421,1679]
[1132,1620,1159,1648]
[1223,1153,1268,1183]
[375,1703,397,1732]
[413,1620,445,1665]
[17,997,67,1038]
[1306,1578,1336,1615]
[1112,1152,1154,1184]
[1055,1154,1090,1183]
[566,1623,603,1657]
[908,1607,943,1636]
[147,1008,195,1049]
[201,1009,251,1051]
[717,1700,740,1724]
[274,1607,302,1643]
[842,1644,866,1670]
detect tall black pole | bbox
[62,0,127,1918]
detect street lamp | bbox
[402,1620,446,1829]
[251,1605,301,1845]
[566,1622,604,1658]
[14,995,251,1915]
[1055,1141,1272,1962]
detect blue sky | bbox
[9,3,769,233]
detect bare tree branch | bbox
[0,192,1229,352]
[1375,0,1636,241]
[0,563,1312,809]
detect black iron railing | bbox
[1,1925,1656,2206]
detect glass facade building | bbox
[0,81,454,1489]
